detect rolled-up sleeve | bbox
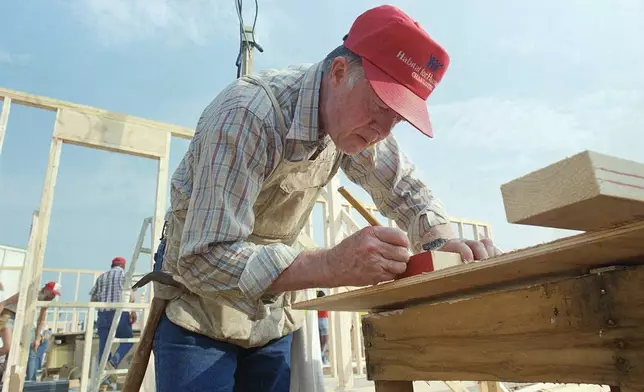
[341,134,454,253]
[175,104,298,320]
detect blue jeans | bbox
[96,310,133,369]
[25,328,49,381]
[153,313,292,392]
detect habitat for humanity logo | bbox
[396,51,441,90]
[427,55,443,72]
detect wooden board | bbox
[55,109,170,159]
[293,220,644,312]
[0,97,10,155]
[501,150,644,231]
[0,88,194,139]
[362,265,644,388]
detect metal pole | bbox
[241,25,255,76]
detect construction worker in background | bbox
[151,4,502,391]
[0,281,61,381]
[89,257,136,390]
[34,328,53,373]
[316,291,329,364]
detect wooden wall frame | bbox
[0,88,196,391]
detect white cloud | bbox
[55,150,158,212]
[490,1,644,58]
[67,0,276,47]
[434,97,593,153]
[424,88,643,175]
[0,49,31,66]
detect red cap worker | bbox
[151,5,500,391]
[89,256,137,390]
[0,281,61,381]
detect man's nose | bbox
[378,119,396,137]
[382,112,400,131]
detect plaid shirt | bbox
[89,266,125,309]
[166,61,451,319]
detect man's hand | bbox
[31,336,41,350]
[323,226,411,286]
[130,311,138,325]
[438,238,502,262]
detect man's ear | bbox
[329,56,349,88]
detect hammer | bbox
[122,272,190,392]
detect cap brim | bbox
[362,58,433,138]
[53,290,61,296]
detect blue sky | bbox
[1,0,643,300]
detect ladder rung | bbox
[112,338,139,343]
[103,369,129,376]
[140,247,152,254]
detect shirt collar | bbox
[288,61,327,144]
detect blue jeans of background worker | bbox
[25,330,49,381]
[96,310,133,371]
[153,313,293,392]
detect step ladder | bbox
[91,217,154,391]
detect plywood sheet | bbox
[293,220,644,312]
[362,265,644,387]
[501,150,644,231]
[55,108,169,159]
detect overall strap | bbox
[243,74,288,139]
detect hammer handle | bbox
[122,297,167,392]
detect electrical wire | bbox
[252,0,258,45]
[234,0,245,78]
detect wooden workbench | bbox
[294,151,644,392]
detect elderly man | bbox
[152,4,500,391]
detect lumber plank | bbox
[55,108,169,159]
[479,382,503,392]
[293,220,644,312]
[0,97,10,156]
[0,88,194,139]
[501,151,644,231]
[362,265,644,387]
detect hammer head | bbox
[133,271,191,294]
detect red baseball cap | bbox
[112,257,126,266]
[44,281,61,296]
[343,5,450,138]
